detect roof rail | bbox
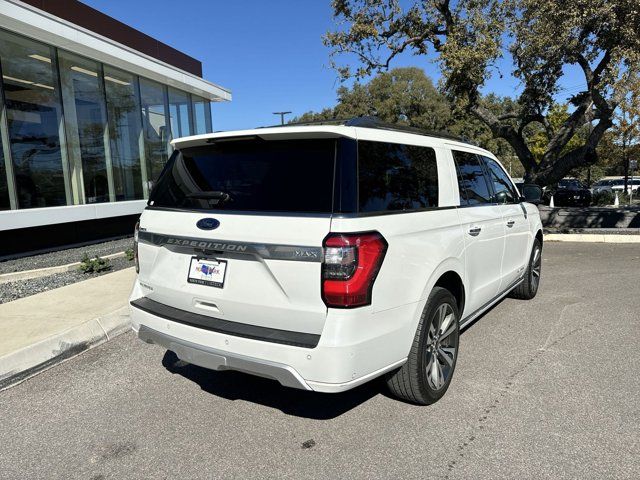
[343,116,472,143]
[259,116,474,144]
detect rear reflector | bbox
[322,232,387,308]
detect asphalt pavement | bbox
[1,243,639,479]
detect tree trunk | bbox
[529,116,612,186]
[623,135,629,193]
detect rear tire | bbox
[509,238,542,300]
[385,287,460,405]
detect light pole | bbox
[273,111,292,125]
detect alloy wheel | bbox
[425,303,458,391]
[531,247,542,292]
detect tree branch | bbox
[532,116,613,185]
[471,104,538,173]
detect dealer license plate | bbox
[187,257,227,288]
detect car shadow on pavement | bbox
[161,350,383,419]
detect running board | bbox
[459,277,524,330]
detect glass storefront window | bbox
[0,27,219,210]
[0,135,9,210]
[191,95,212,135]
[168,87,191,139]
[0,31,69,209]
[59,51,110,203]
[104,66,143,201]
[139,77,168,185]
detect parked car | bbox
[591,179,615,196]
[130,117,543,405]
[543,178,592,207]
[610,178,640,195]
[514,182,543,205]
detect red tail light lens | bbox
[322,232,387,308]
[133,220,140,274]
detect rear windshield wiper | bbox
[185,191,232,204]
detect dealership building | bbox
[0,0,230,256]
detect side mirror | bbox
[520,184,542,204]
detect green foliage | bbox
[79,254,111,274]
[124,248,135,262]
[526,104,587,162]
[294,67,452,130]
[616,191,640,206]
[324,0,640,185]
[293,67,523,172]
[592,190,640,206]
[592,191,615,206]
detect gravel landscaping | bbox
[0,255,134,304]
[0,237,134,274]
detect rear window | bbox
[358,141,439,212]
[149,138,336,213]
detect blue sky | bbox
[83,0,586,132]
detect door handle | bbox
[506,220,516,228]
[468,226,482,236]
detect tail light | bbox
[322,232,387,308]
[133,220,140,274]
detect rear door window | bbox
[452,151,493,206]
[358,140,439,212]
[149,138,336,213]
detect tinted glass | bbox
[358,141,438,212]
[59,51,110,204]
[139,78,168,185]
[150,139,336,213]
[104,66,144,201]
[0,133,9,210]
[558,179,583,190]
[482,156,518,204]
[0,31,69,208]
[453,151,492,205]
[168,87,191,139]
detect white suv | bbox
[130,118,543,405]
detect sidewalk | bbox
[545,232,640,243]
[0,267,135,390]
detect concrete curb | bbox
[545,233,640,243]
[0,251,126,284]
[0,306,131,391]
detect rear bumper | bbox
[130,285,416,393]
[131,297,319,348]
[138,325,312,390]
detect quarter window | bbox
[482,156,518,204]
[452,151,492,206]
[358,141,439,212]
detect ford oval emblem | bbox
[196,218,220,230]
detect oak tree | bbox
[293,67,522,174]
[324,0,640,185]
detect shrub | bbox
[618,191,640,205]
[79,254,111,274]
[605,191,640,206]
[592,191,615,206]
[124,248,135,262]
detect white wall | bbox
[0,200,146,231]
